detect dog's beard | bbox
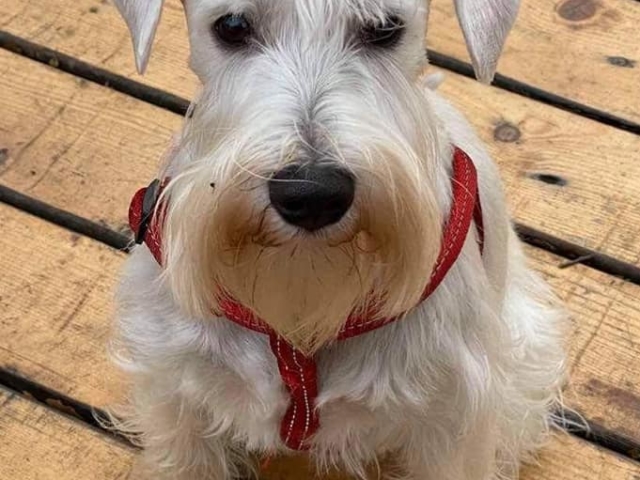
[159,63,445,353]
[161,145,442,354]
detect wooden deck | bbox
[1,0,640,478]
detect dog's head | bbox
[115,0,519,352]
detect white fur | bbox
[109,1,565,479]
[112,0,165,73]
[453,0,520,82]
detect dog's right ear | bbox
[113,0,165,74]
[453,0,521,83]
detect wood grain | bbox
[428,0,640,125]
[0,50,181,235]
[537,250,640,442]
[0,202,127,407]
[0,387,134,480]
[2,49,640,265]
[2,0,639,125]
[521,434,640,480]
[0,0,197,99]
[433,69,640,265]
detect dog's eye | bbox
[361,16,405,48]
[213,14,252,47]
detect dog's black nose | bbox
[268,164,355,232]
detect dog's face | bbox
[115,0,519,352]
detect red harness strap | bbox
[129,147,484,451]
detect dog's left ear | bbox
[453,0,520,83]
[112,0,165,74]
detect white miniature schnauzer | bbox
[111,0,566,479]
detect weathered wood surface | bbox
[0,387,134,480]
[0,50,181,235]
[520,434,640,480]
[3,0,639,125]
[2,50,640,265]
[0,202,127,407]
[1,0,197,99]
[535,248,640,442]
[429,0,640,125]
[435,70,640,264]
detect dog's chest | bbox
[192,321,431,451]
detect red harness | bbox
[129,147,484,451]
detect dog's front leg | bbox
[129,393,239,480]
[399,418,499,480]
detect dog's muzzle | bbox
[129,146,484,451]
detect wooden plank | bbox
[0,0,197,99]
[1,385,637,480]
[2,0,639,125]
[3,199,640,442]
[428,0,640,125]
[0,50,181,235]
[0,203,127,407]
[2,50,640,265]
[520,434,640,480]
[0,387,134,480]
[433,69,640,265]
[535,248,640,443]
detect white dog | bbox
[111,1,566,479]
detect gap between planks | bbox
[426,50,640,136]
[3,0,640,126]
[0,386,135,480]
[0,365,134,448]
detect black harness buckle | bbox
[135,179,161,245]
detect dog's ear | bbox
[112,0,165,74]
[453,0,520,83]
